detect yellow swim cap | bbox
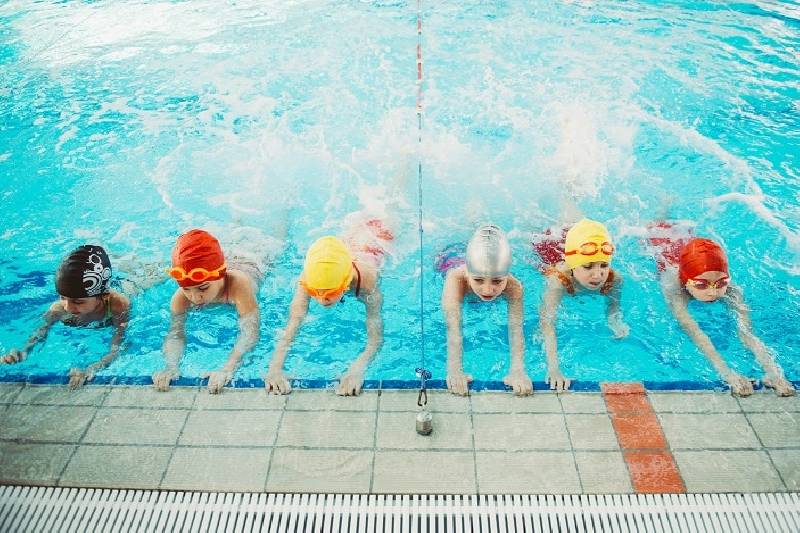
[564,218,614,269]
[303,236,354,291]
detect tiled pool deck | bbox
[0,383,798,494]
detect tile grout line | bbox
[55,386,113,485]
[558,392,585,494]
[157,388,199,489]
[737,399,790,491]
[468,393,479,495]
[368,389,381,494]
[262,390,289,492]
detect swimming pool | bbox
[1,0,798,390]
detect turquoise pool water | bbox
[1,0,798,388]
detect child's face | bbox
[60,296,103,316]
[572,261,611,291]
[314,289,345,308]
[181,278,225,306]
[684,270,729,302]
[467,274,508,301]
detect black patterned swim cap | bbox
[55,245,112,298]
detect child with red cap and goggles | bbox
[266,216,394,397]
[2,245,130,389]
[650,226,795,397]
[153,228,267,395]
[535,218,629,392]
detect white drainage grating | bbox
[1,487,799,532]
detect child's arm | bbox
[336,287,384,396]
[726,286,795,396]
[443,270,470,395]
[503,278,533,395]
[152,291,189,392]
[606,273,630,339]
[204,276,261,394]
[68,294,130,389]
[2,303,63,364]
[660,276,753,396]
[539,275,571,391]
[265,283,309,394]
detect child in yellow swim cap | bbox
[265,212,395,397]
[533,218,629,391]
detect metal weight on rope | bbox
[415,368,433,436]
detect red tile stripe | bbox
[601,382,686,493]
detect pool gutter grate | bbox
[1,486,799,532]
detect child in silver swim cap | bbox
[438,225,532,396]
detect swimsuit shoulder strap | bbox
[352,262,361,298]
[544,266,575,296]
[600,269,616,295]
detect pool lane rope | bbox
[414,0,432,427]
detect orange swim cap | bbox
[171,229,226,287]
[678,238,728,285]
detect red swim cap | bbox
[171,229,226,287]
[678,238,728,285]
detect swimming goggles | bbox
[564,241,615,258]
[300,277,351,300]
[167,263,227,283]
[688,276,730,290]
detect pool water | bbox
[1,0,798,388]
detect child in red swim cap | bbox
[649,223,794,397]
[1,245,130,389]
[153,226,282,395]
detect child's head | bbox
[564,218,615,291]
[466,225,511,301]
[679,238,729,302]
[169,229,227,306]
[56,245,112,315]
[301,236,354,307]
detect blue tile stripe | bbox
[1,372,796,392]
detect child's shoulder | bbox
[108,291,130,314]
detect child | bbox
[265,213,394,396]
[649,223,795,396]
[535,218,629,391]
[152,228,274,394]
[438,224,532,396]
[1,245,130,389]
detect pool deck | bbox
[0,384,798,494]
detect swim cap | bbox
[466,225,512,277]
[564,218,614,269]
[303,236,354,290]
[56,245,112,298]
[678,238,728,285]
[171,229,226,287]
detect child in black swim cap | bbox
[1,245,130,389]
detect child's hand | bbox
[446,370,473,396]
[2,349,26,364]
[152,367,179,392]
[724,371,754,397]
[546,369,572,392]
[203,370,233,394]
[336,371,365,396]
[609,319,630,339]
[503,369,533,396]
[763,373,796,397]
[265,369,292,395]
[68,368,88,389]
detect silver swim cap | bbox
[466,225,512,277]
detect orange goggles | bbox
[688,276,730,290]
[299,278,350,300]
[565,241,614,258]
[167,263,227,283]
